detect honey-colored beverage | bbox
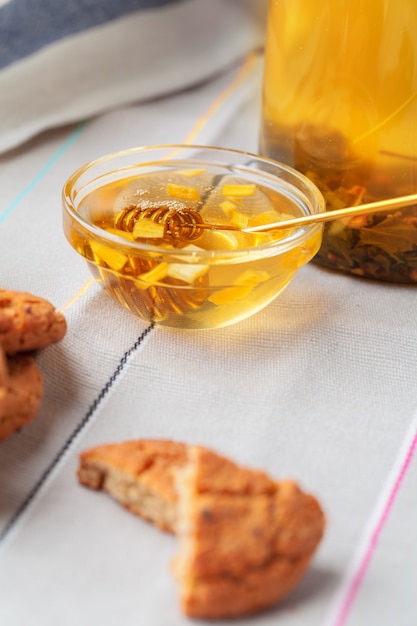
[260,0,417,282]
[64,161,322,329]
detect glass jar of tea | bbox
[260,0,417,282]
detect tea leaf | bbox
[360,217,417,254]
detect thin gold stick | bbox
[130,192,417,240]
[242,192,417,233]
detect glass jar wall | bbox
[260,0,417,282]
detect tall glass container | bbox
[260,0,417,282]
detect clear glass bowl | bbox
[62,145,324,329]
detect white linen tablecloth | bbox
[1,44,417,626]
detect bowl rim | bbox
[62,144,325,259]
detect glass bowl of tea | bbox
[62,145,324,329]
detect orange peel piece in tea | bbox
[136,262,169,288]
[175,168,206,178]
[221,184,256,197]
[166,263,209,283]
[133,218,165,239]
[219,200,238,217]
[208,285,253,305]
[90,242,128,271]
[229,210,250,229]
[166,183,201,201]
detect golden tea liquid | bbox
[260,0,417,282]
[65,165,321,328]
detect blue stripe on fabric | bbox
[0,0,181,70]
[0,122,86,225]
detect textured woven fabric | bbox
[0,0,266,153]
[0,0,180,69]
[0,32,416,626]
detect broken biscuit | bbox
[78,439,187,533]
[78,439,325,618]
[174,445,325,618]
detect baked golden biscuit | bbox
[78,439,325,618]
[0,289,67,354]
[0,347,43,442]
[174,446,325,618]
[78,439,187,533]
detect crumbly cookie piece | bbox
[78,439,188,533]
[78,439,325,618]
[173,445,325,619]
[0,289,67,354]
[0,347,43,442]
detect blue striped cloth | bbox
[0,0,179,70]
[0,0,266,154]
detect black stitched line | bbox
[0,323,154,545]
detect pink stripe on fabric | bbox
[325,414,417,626]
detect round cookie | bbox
[0,347,43,441]
[0,289,67,354]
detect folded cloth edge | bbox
[0,0,267,154]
